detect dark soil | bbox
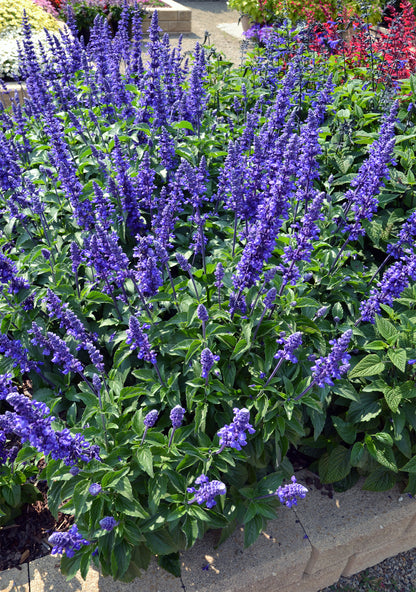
[0,479,73,572]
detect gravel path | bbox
[320,548,416,591]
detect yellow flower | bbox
[0,0,60,33]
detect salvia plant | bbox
[0,1,416,582]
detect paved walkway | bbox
[158,0,248,64]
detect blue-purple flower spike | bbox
[216,407,255,453]
[201,348,220,381]
[99,516,119,531]
[275,476,308,508]
[126,316,156,364]
[169,405,185,447]
[49,525,90,558]
[170,405,185,429]
[141,409,159,444]
[187,474,226,508]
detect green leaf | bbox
[387,348,407,372]
[111,539,132,579]
[172,120,195,132]
[101,467,130,488]
[350,442,365,466]
[375,316,398,341]
[319,446,351,483]
[349,354,385,378]
[332,417,357,445]
[136,448,154,478]
[2,484,21,507]
[400,455,416,473]
[365,340,388,351]
[383,386,402,413]
[363,468,397,491]
[157,553,181,577]
[85,290,114,304]
[244,514,263,548]
[185,339,201,364]
[365,436,397,472]
[395,428,412,459]
[348,393,382,423]
[145,529,178,555]
[60,554,83,580]
[231,338,249,360]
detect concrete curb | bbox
[143,0,192,33]
[1,472,415,592]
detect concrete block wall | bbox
[143,0,192,33]
[1,472,415,592]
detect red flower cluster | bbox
[307,1,416,80]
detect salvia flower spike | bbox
[187,474,226,508]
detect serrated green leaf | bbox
[320,446,351,483]
[157,552,181,577]
[400,455,416,473]
[244,514,263,548]
[375,316,398,341]
[365,436,397,472]
[101,467,130,488]
[363,468,397,491]
[231,338,249,359]
[349,354,385,378]
[145,529,178,555]
[387,348,407,372]
[350,442,365,466]
[185,339,202,364]
[332,416,357,444]
[384,386,402,413]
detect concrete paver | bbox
[158,1,248,64]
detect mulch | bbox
[0,479,73,572]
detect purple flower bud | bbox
[197,304,209,322]
[176,253,191,273]
[89,483,102,496]
[170,405,185,429]
[214,262,225,289]
[264,288,277,309]
[143,409,158,427]
[99,516,119,531]
[200,348,220,379]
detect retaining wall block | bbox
[294,472,416,577]
[181,510,311,592]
